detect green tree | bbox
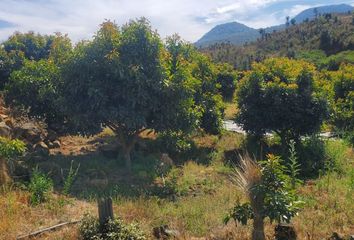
[330,64,354,145]
[235,58,328,147]
[215,63,238,101]
[0,32,66,88]
[5,59,63,126]
[3,31,54,61]
[61,20,216,171]
[191,54,224,134]
[61,19,166,171]
[290,18,296,26]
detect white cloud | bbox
[0,0,350,43]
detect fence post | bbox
[98,197,114,226]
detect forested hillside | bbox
[202,13,354,70]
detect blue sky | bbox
[0,0,353,42]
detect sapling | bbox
[225,154,303,240]
[287,140,303,189]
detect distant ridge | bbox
[196,4,354,47]
[0,20,15,29]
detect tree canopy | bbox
[235,58,328,144]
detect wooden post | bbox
[98,197,114,226]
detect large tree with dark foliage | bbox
[60,20,223,171]
[235,58,328,146]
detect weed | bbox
[62,160,80,195]
[28,169,53,205]
[79,214,146,240]
[287,140,303,189]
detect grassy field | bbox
[0,131,353,239]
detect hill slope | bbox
[294,4,354,23]
[196,4,354,47]
[201,13,354,70]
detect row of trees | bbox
[1,19,238,171]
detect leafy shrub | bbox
[156,131,194,156]
[28,169,53,205]
[79,214,146,240]
[0,137,26,158]
[223,202,253,225]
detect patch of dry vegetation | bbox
[0,133,353,239]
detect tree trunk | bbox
[252,215,265,240]
[0,157,11,186]
[123,148,132,173]
[112,126,144,173]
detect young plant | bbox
[28,169,53,205]
[226,154,303,240]
[61,160,80,195]
[287,140,302,189]
[0,137,26,185]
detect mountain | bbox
[196,4,354,48]
[294,4,354,23]
[0,20,14,29]
[201,13,354,70]
[195,22,259,47]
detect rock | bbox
[14,123,44,144]
[0,114,8,122]
[349,235,354,240]
[0,122,11,138]
[52,140,61,149]
[12,161,30,182]
[47,142,55,149]
[152,225,170,240]
[47,129,58,142]
[34,141,50,156]
[275,223,297,240]
[5,119,14,128]
[329,232,343,240]
[152,225,181,239]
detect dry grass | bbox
[224,102,238,120]
[0,188,94,240]
[1,132,353,239]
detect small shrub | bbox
[156,131,194,156]
[79,214,146,240]
[28,169,53,205]
[298,136,326,177]
[0,137,26,158]
[223,202,253,225]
